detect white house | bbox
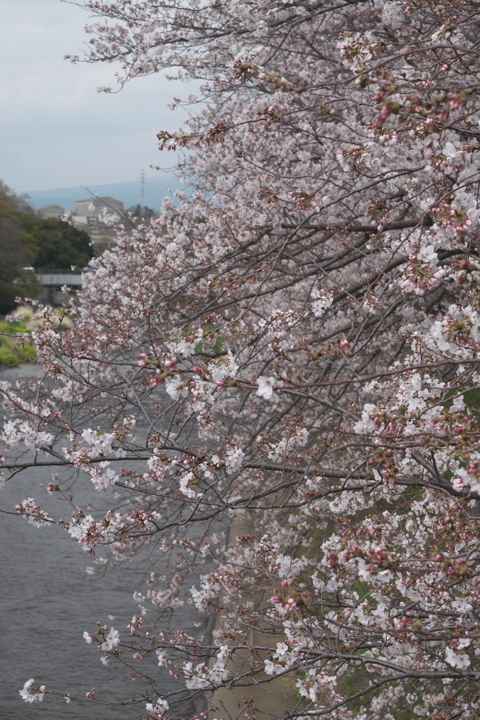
[72,196,125,251]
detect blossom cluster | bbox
[4,0,480,718]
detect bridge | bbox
[35,270,84,305]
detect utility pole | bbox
[140,169,145,208]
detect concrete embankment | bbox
[207,514,299,720]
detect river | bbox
[0,365,215,719]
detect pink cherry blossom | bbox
[7,0,480,718]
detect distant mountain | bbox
[26,175,184,212]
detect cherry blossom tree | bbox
[3,0,480,717]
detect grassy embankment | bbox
[0,305,73,367]
[0,318,36,367]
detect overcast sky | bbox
[0,0,191,193]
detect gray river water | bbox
[0,365,214,720]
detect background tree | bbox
[3,0,480,718]
[0,216,38,314]
[0,184,40,314]
[0,182,94,312]
[127,204,158,222]
[0,180,32,215]
[18,215,94,270]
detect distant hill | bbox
[26,175,184,212]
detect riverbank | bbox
[0,305,74,367]
[0,318,35,366]
[208,513,299,720]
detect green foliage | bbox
[0,181,94,313]
[0,320,36,366]
[17,214,94,270]
[0,205,41,313]
[194,325,227,356]
[0,180,32,215]
[463,388,480,411]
